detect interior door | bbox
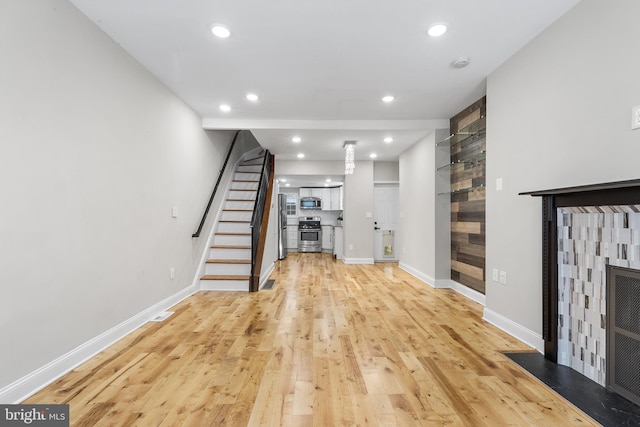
[373,185,399,261]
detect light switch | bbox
[365,212,372,218]
[496,178,503,191]
[171,206,178,218]
[492,268,499,282]
[632,106,640,130]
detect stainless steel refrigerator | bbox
[277,193,288,259]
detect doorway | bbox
[373,184,399,261]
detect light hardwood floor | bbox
[25,253,598,426]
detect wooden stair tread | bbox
[206,259,251,264]
[215,232,251,235]
[211,245,251,249]
[200,275,250,280]
[229,188,257,192]
[232,180,260,183]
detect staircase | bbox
[199,153,265,291]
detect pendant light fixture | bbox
[344,141,356,175]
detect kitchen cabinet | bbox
[321,225,333,251]
[321,188,331,210]
[330,186,343,210]
[287,227,298,251]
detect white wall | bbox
[373,161,399,182]
[0,0,232,394]
[485,0,640,342]
[343,161,374,262]
[398,132,447,283]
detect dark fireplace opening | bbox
[607,265,640,406]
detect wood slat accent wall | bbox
[450,97,486,294]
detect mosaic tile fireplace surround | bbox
[557,206,640,385]
[522,179,640,392]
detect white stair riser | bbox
[230,182,259,191]
[228,190,256,200]
[218,222,251,233]
[214,234,251,246]
[209,248,251,259]
[236,169,262,176]
[205,263,251,275]
[234,172,260,181]
[200,280,249,292]
[221,211,253,221]
[225,201,254,210]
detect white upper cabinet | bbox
[331,186,343,210]
[299,188,311,198]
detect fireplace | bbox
[522,179,640,400]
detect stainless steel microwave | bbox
[300,197,321,210]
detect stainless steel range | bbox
[298,216,322,252]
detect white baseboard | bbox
[344,258,374,265]
[399,262,541,352]
[483,308,544,353]
[0,285,197,404]
[398,262,435,286]
[445,279,486,306]
[398,264,486,306]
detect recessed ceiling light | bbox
[384,137,393,143]
[210,24,231,38]
[297,153,305,159]
[370,153,378,159]
[246,93,259,101]
[324,183,329,187]
[219,104,231,112]
[428,23,448,37]
[280,178,287,182]
[291,136,302,143]
[326,178,332,182]
[285,183,290,187]
[382,95,395,103]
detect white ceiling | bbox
[70,0,580,166]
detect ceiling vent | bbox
[451,56,471,69]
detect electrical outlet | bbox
[492,268,499,282]
[632,106,640,130]
[348,244,354,251]
[499,270,507,285]
[170,267,175,280]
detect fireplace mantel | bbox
[521,178,640,363]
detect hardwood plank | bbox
[25,253,597,426]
